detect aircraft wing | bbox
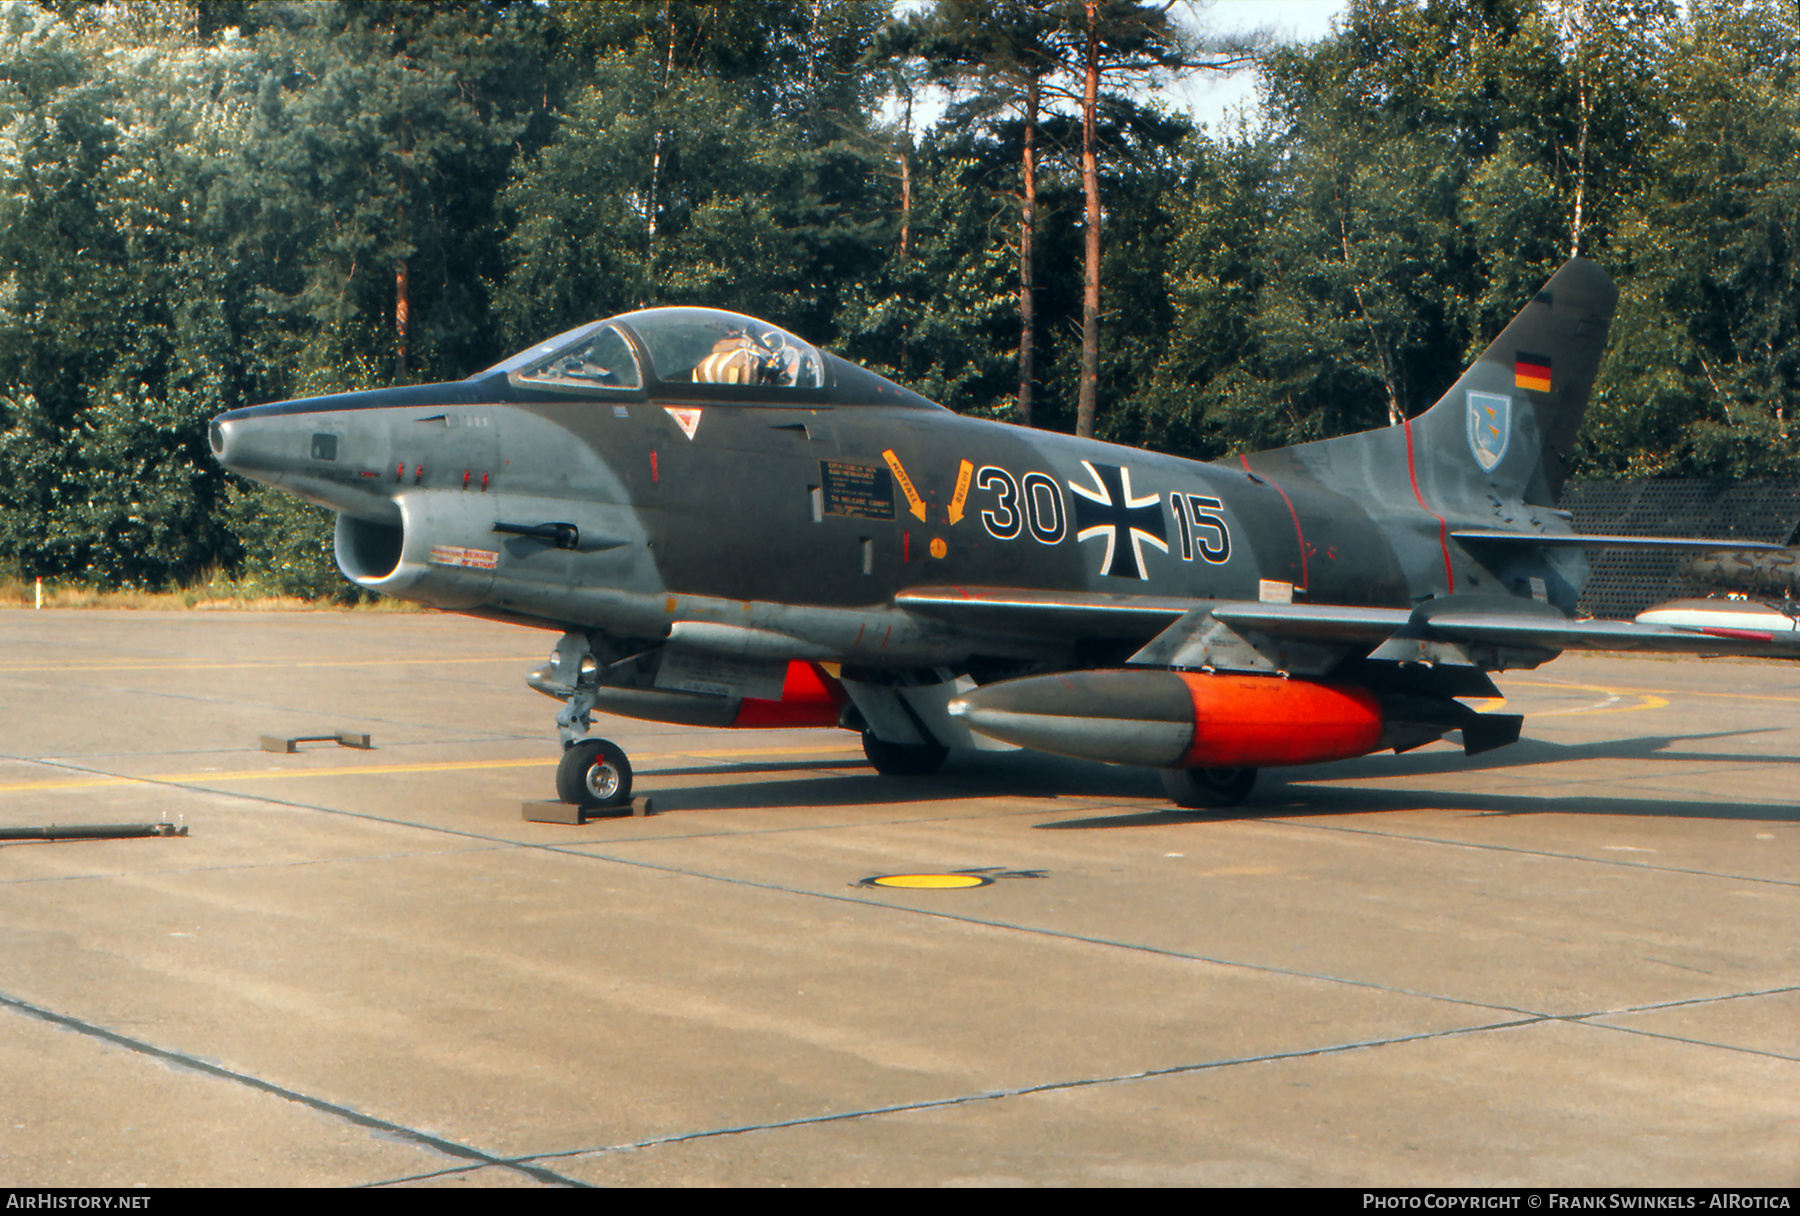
[1217,600,1800,659]
[894,586,1196,639]
[1395,609,1800,655]
[897,585,1800,670]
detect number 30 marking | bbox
[976,466,1021,540]
[978,466,1065,544]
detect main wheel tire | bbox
[556,738,633,809]
[861,729,948,777]
[1161,765,1256,810]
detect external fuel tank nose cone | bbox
[954,671,1193,723]
[948,670,1196,767]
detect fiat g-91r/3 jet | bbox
[209,259,1800,811]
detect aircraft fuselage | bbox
[213,368,1494,669]
[211,276,1642,811]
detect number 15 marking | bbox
[1176,494,1231,564]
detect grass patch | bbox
[0,572,420,612]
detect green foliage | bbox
[0,0,551,589]
[498,49,888,342]
[1107,136,1271,457]
[223,0,554,385]
[1146,0,1565,454]
[552,0,888,135]
[1582,0,1800,478]
[0,1,258,585]
[496,3,892,348]
[833,141,1020,416]
[1119,0,1797,475]
[218,478,347,600]
[3,0,1800,601]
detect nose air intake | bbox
[335,513,404,583]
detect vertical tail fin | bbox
[1246,259,1619,607]
[1270,259,1619,517]
[1412,257,1618,508]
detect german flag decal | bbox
[1515,352,1552,392]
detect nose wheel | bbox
[557,738,633,809]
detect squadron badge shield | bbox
[1466,391,1511,472]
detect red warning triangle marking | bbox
[664,407,702,440]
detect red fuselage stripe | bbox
[1403,419,1456,593]
[1241,454,1308,590]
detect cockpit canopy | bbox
[485,308,825,394]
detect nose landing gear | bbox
[545,631,638,812]
[556,737,633,809]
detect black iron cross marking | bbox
[1070,460,1168,579]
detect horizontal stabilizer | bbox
[1452,531,1788,553]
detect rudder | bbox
[1411,257,1619,510]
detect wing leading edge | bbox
[1219,597,1800,662]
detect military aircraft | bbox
[209,258,1799,812]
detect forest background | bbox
[0,0,1795,598]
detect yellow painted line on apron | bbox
[0,742,868,794]
[664,743,863,760]
[0,758,550,792]
[1509,677,1800,707]
[0,655,541,675]
[1502,680,1669,717]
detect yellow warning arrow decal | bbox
[882,448,928,522]
[948,459,973,525]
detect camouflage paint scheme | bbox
[209,260,1800,808]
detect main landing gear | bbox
[860,729,948,776]
[1160,766,1257,810]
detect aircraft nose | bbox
[208,413,292,487]
[209,404,402,523]
[208,416,258,478]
